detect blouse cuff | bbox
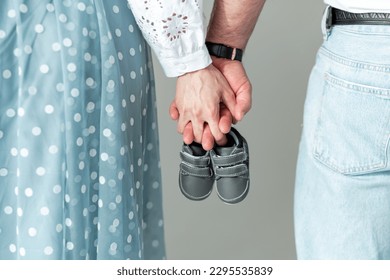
[157,45,212,77]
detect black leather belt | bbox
[327,7,390,29]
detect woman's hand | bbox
[170,64,236,150]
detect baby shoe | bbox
[179,142,214,200]
[210,127,249,204]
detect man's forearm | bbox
[206,0,265,50]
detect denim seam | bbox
[324,72,390,98]
[320,47,390,73]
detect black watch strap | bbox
[205,42,243,62]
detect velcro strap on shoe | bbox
[211,151,247,167]
[214,164,248,178]
[180,163,213,177]
[180,152,210,167]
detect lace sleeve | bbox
[128,0,211,77]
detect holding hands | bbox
[170,58,252,150]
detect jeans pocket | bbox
[313,72,390,175]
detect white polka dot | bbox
[3,69,11,79]
[17,107,25,117]
[113,5,120,13]
[100,153,109,161]
[88,149,97,158]
[52,42,61,52]
[77,2,86,11]
[4,206,13,215]
[74,113,81,122]
[84,52,92,61]
[67,63,76,72]
[86,77,95,87]
[128,211,134,220]
[115,29,122,37]
[19,4,28,13]
[56,224,63,232]
[0,130,3,139]
[58,14,67,23]
[0,30,6,39]
[0,168,8,177]
[20,148,29,157]
[35,24,44,33]
[28,227,37,237]
[129,25,134,32]
[40,207,50,216]
[17,208,23,217]
[46,3,55,12]
[66,242,74,250]
[24,45,32,54]
[25,188,33,197]
[99,176,106,185]
[127,234,132,243]
[48,145,58,154]
[70,88,79,97]
[86,102,95,113]
[146,202,153,209]
[129,48,135,56]
[36,167,46,176]
[103,128,112,137]
[152,181,160,189]
[44,247,53,256]
[40,64,49,73]
[63,38,72,47]
[65,218,72,227]
[56,83,64,92]
[108,202,116,210]
[10,147,18,156]
[76,137,83,146]
[8,9,16,18]
[9,244,16,253]
[28,86,37,95]
[53,185,61,194]
[6,108,15,118]
[19,248,26,257]
[152,240,159,247]
[130,71,136,79]
[13,48,22,57]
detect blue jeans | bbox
[294,10,390,259]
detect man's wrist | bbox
[205,42,244,62]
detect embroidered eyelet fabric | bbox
[0,0,165,260]
[129,0,211,77]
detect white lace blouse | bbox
[128,0,211,77]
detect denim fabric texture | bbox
[295,20,390,259]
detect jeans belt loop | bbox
[321,5,333,40]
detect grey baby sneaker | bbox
[210,127,250,204]
[179,142,214,200]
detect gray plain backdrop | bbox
[153,0,324,259]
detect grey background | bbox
[153,0,324,259]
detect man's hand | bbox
[212,57,252,123]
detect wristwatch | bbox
[205,42,243,62]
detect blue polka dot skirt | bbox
[0,0,165,260]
